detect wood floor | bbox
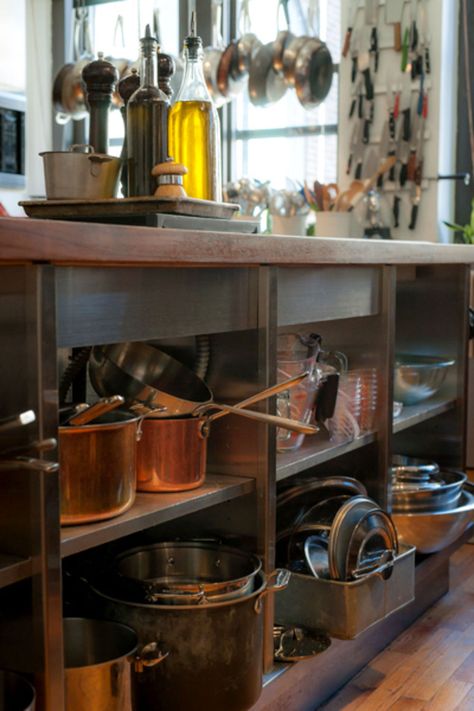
[320,542,474,711]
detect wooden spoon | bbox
[335,156,397,212]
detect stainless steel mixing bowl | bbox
[393,355,455,406]
[392,490,474,553]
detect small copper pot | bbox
[137,416,208,493]
[59,410,141,525]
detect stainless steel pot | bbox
[90,570,289,711]
[40,145,121,200]
[0,670,35,711]
[59,410,141,525]
[111,541,262,604]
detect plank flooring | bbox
[320,542,474,711]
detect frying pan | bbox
[248,42,287,106]
[282,36,309,85]
[89,342,318,435]
[217,41,246,98]
[273,30,295,73]
[233,32,261,79]
[294,37,333,109]
[203,46,226,106]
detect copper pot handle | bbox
[134,642,169,673]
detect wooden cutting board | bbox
[19,196,240,221]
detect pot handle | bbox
[254,568,291,614]
[70,144,94,154]
[351,551,395,581]
[134,642,169,673]
[145,586,206,605]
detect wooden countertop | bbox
[1,217,474,266]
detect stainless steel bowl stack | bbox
[276,476,398,582]
[390,455,474,553]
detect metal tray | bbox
[19,195,240,221]
[275,544,415,640]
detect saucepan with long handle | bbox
[89,341,319,492]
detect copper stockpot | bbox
[136,416,207,493]
[59,410,141,525]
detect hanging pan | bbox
[294,37,333,109]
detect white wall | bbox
[0,0,52,215]
[338,0,459,242]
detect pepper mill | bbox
[82,52,118,154]
[117,68,140,197]
[152,159,188,198]
[158,53,175,100]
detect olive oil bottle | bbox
[127,25,169,196]
[169,15,222,201]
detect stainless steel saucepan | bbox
[89,341,318,435]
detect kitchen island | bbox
[0,216,473,711]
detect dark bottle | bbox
[127,25,169,196]
[118,68,140,196]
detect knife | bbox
[358,27,374,101]
[346,121,359,175]
[365,0,379,73]
[350,26,360,83]
[377,120,390,188]
[353,121,365,180]
[409,93,428,230]
[385,0,404,52]
[342,0,359,58]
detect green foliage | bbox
[443,199,474,244]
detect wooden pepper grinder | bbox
[158,53,175,100]
[117,68,140,197]
[82,52,118,154]
[152,159,188,198]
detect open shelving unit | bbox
[393,398,458,434]
[61,473,255,557]
[0,231,471,711]
[276,431,377,480]
[0,554,33,590]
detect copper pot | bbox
[59,410,141,525]
[137,416,207,493]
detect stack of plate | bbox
[277,477,398,582]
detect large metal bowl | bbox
[392,469,467,512]
[392,490,474,553]
[393,355,455,405]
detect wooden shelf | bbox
[276,432,376,481]
[61,473,255,558]
[393,398,457,434]
[0,554,32,589]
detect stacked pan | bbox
[391,456,467,513]
[391,455,474,554]
[277,476,398,582]
[87,540,289,711]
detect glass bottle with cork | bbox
[127,25,169,196]
[169,13,222,202]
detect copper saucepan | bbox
[89,341,318,492]
[136,371,313,492]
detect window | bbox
[231,0,340,188]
